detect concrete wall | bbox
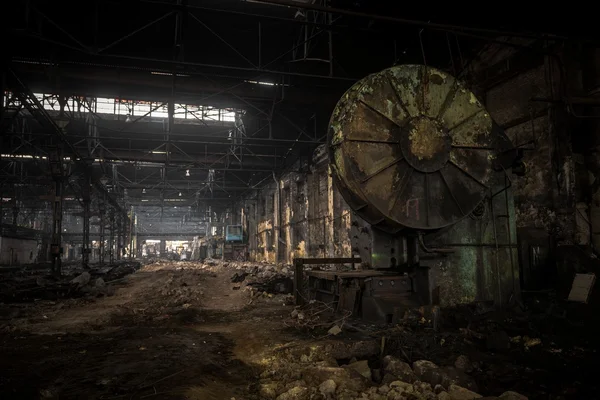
[467,41,577,244]
[0,236,39,265]
[240,145,353,264]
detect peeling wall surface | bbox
[468,42,576,246]
[0,237,39,265]
[241,145,353,264]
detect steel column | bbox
[48,150,64,275]
[99,200,105,265]
[109,209,115,264]
[81,161,92,267]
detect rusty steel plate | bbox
[329,65,497,231]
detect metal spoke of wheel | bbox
[360,157,404,183]
[449,160,489,188]
[386,76,412,118]
[358,99,402,128]
[447,109,485,133]
[389,167,414,213]
[437,79,459,120]
[439,168,464,215]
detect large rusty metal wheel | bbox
[329,65,497,231]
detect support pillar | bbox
[109,209,115,264]
[49,151,64,275]
[129,206,135,259]
[81,160,92,268]
[12,204,18,226]
[99,200,105,265]
[116,214,122,261]
[326,165,335,257]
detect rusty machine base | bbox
[294,258,431,324]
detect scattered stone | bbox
[387,389,407,400]
[95,278,105,287]
[384,355,417,383]
[447,384,482,400]
[71,272,91,286]
[337,389,360,400]
[318,380,337,397]
[438,392,451,400]
[302,366,371,393]
[412,360,439,383]
[389,381,413,391]
[434,384,445,394]
[422,391,438,400]
[454,356,473,373]
[499,391,528,400]
[291,309,299,318]
[328,325,342,336]
[416,381,433,392]
[523,337,541,349]
[259,383,279,399]
[36,276,51,286]
[438,367,478,392]
[231,272,247,283]
[345,360,372,380]
[276,386,309,400]
[378,384,390,394]
[284,380,308,392]
[39,388,56,398]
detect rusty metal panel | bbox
[329,65,498,231]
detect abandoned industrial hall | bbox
[1,2,598,399]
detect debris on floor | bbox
[0,259,598,399]
[0,261,141,303]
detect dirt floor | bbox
[0,260,598,400]
[0,261,297,399]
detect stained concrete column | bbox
[273,182,280,263]
[326,166,335,257]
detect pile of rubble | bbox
[0,261,141,302]
[259,344,529,400]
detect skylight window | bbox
[4,91,244,124]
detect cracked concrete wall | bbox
[467,42,577,246]
[240,145,353,264]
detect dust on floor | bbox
[0,260,597,400]
[0,260,295,400]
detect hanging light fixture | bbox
[185,169,190,177]
[179,192,182,197]
[142,188,146,194]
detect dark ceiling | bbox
[3,0,593,238]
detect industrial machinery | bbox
[304,64,520,322]
[224,225,248,261]
[225,225,244,242]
